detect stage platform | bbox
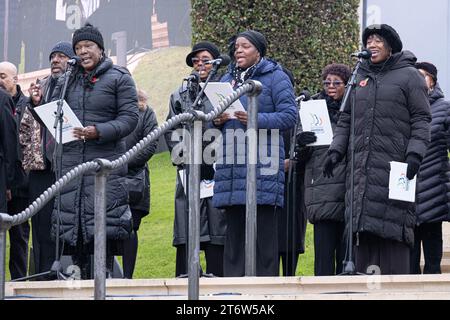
[5,274,450,300]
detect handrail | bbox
[0,80,262,300]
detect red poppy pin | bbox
[91,77,98,84]
[359,78,369,87]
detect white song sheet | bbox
[200,82,246,119]
[299,99,333,146]
[388,161,417,202]
[34,100,83,144]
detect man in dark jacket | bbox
[0,61,30,279]
[411,62,450,274]
[50,23,139,279]
[325,24,431,275]
[23,41,75,278]
[0,88,20,264]
[122,89,158,279]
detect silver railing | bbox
[0,80,262,300]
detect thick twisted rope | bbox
[1,81,257,227]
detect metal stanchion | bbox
[245,80,262,276]
[94,159,112,300]
[188,120,202,300]
[0,213,13,300]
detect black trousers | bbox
[29,169,56,275]
[175,242,224,277]
[7,196,30,280]
[354,232,410,275]
[223,205,279,277]
[410,222,442,274]
[313,221,345,276]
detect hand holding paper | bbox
[388,161,417,202]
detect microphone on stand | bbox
[205,54,231,67]
[295,89,311,103]
[350,49,372,59]
[184,70,200,82]
[67,56,81,66]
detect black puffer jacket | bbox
[50,57,139,246]
[125,105,158,214]
[330,51,431,247]
[0,89,19,212]
[303,93,346,223]
[415,84,450,225]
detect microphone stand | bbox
[12,64,75,282]
[284,94,307,276]
[178,64,220,279]
[339,57,365,275]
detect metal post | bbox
[245,80,262,276]
[111,31,127,67]
[0,213,13,300]
[188,120,202,300]
[94,159,112,300]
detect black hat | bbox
[49,41,75,61]
[72,22,105,52]
[185,41,220,67]
[416,62,438,83]
[237,30,267,57]
[362,24,403,54]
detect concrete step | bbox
[5,274,450,300]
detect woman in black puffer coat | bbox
[50,23,139,278]
[297,64,350,276]
[410,62,450,274]
[326,24,431,275]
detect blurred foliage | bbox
[191,0,360,94]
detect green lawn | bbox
[4,151,314,280]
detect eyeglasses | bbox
[191,58,210,64]
[323,80,344,87]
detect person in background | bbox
[21,41,75,278]
[213,30,297,276]
[123,89,158,279]
[410,62,450,274]
[296,63,350,276]
[0,61,30,279]
[324,24,431,275]
[164,41,226,277]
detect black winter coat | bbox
[164,80,226,246]
[125,105,158,214]
[415,84,450,225]
[50,58,139,246]
[329,51,432,247]
[303,93,346,224]
[0,89,19,212]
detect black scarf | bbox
[231,58,262,87]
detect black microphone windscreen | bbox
[218,54,231,67]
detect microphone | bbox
[184,71,200,82]
[351,49,372,59]
[295,89,311,103]
[205,54,231,67]
[67,56,81,66]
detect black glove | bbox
[323,151,342,178]
[296,131,317,147]
[406,153,422,180]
